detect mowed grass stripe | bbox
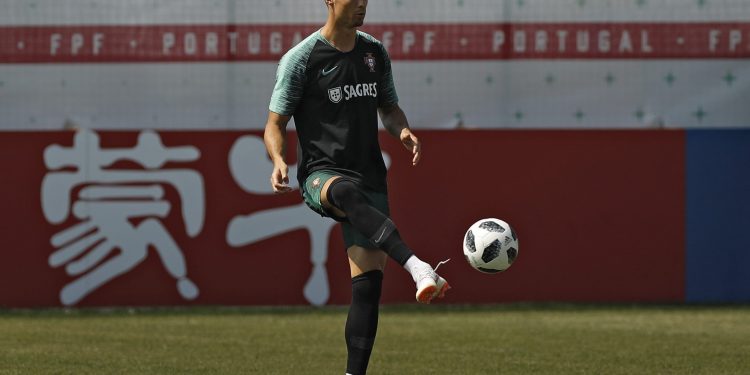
[0,305,748,374]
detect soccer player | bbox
[263,0,450,373]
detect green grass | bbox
[1,304,749,374]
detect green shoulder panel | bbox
[268,32,320,116]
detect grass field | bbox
[1,304,749,374]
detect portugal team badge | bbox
[364,53,376,72]
[328,87,342,103]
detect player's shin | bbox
[345,270,383,375]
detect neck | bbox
[321,17,357,52]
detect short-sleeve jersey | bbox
[269,30,399,193]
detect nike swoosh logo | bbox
[374,226,388,243]
[322,66,338,76]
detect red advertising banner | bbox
[0,130,684,307]
[1,23,749,63]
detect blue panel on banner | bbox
[686,129,750,303]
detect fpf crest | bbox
[364,53,376,72]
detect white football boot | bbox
[415,259,451,304]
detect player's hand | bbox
[270,163,293,194]
[400,128,421,166]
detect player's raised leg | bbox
[321,176,450,303]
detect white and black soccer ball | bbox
[463,218,519,274]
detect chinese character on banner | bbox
[40,130,204,306]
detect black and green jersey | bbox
[269,29,399,193]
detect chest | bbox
[306,45,384,104]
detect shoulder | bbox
[279,31,322,68]
[356,30,385,50]
[357,31,391,62]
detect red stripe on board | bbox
[1,23,749,62]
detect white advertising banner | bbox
[1,0,748,129]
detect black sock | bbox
[345,270,383,375]
[328,179,414,265]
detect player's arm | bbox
[264,111,293,193]
[376,40,420,166]
[379,103,421,166]
[266,45,306,193]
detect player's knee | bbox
[328,178,368,212]
[351,269,383,303]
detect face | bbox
[330,0,368,28]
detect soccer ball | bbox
[463,218,519,273]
